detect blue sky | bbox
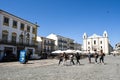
[0,0,120,47]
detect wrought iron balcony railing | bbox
[0,39,37,47]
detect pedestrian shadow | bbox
[64,63,85,66]
[79,64,84,66]
[97,63,108,65]
[26,62,34,64]
[64,64,73,66]
[89,62,95,64]
[103,63,107,65]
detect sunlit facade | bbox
[115,42,120,52]
[83,31,113,54]
[47,33,74,50]
[37,36,55,53]
[0,9,38,61]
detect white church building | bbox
[83,31,113,54]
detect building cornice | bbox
[0,9,39,27]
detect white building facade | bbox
[83,31,113,54]
[37,36,55,53]
[115,42,120,51]
[74,42,82,50]
[47,33,74,50]
[0,10,38,61]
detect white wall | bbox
[0,14,2,39]
[0,12,36,44]
[83,33,110,54]
[0,10,37,58]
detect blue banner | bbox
[19,50,26,63]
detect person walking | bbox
[63,52,68,66]
[99,50,105,64]
[94,50,99,63]
[87,51,91,63]
[75,52,81,65]
[70,54,75,65]
[58,53,64,65]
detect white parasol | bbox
[63,49,76,54]
[111,51,119,54]
[51,50,63,54]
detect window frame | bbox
[20,23,25,31]
[32,27,36,34]
[94,40,96,45]
[27,26,30,32]
[2,30,8,42]
[13,20,17,28]
[3,16,9,26]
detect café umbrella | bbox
[63,49,76,54]
[111,51,119,54]
[75,50,83,53]
[51,50,63,54]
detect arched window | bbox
[103,31,108,37]
[32,37,35,45]
[12,32,17,43]
[88,47,90,51]
[88,42,90,45]
[27,26,30,32]
[19,33,23,44]
[2,30,8,42]
[26,33,30,45]
[94,40,96,45]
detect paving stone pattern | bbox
[0,55,120,80]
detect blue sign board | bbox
[19,50,26,64]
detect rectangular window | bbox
[3,16,9,26]
[27,26,30,32]
[20,23,24,30]
[49,40,51,44]
[32,27,36,34]
[12,36,16,43]
[2,34,8,42]
[94,40,96,45]
[44,40,46,44]
[19,38,23,44]
[88,47,90,50]
[19,35,23,44]
[32,38,35,45]
[88,42,90,45]
[47,40,49,44]
[13,20,17,28]
[26,39,29,45]
[100,41,102,44]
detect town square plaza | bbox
[0,55,120,80]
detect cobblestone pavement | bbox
[0,55,120,80]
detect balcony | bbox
[58,40,67,43]
[0,40,37,47]
[44,42,55,46]
[70,42,74,45]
